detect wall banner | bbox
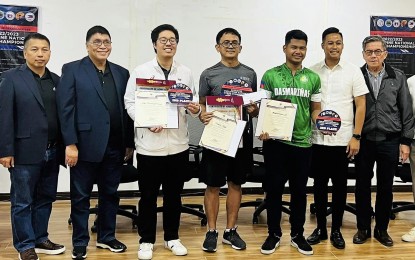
[370,16,415,78]
[0,4,38,74]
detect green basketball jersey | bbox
[260,63,321,147]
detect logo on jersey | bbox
[221,77,252,96]
[300,75,308,83]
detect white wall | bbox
[0,0,413,193]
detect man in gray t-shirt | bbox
[198,27,258,253]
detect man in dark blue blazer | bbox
[56,25,134,259]
[0,33,66,260]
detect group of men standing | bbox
[0,23,414,260]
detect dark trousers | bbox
[9,147,59,252]
[263,140,312,237]
[136,150,188,243]
[354,137,399,231]
[311,144,349,230]
[70,146,123,246]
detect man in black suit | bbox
[56,25,134,259]
[0,33,66,260]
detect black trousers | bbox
[311,144,349,230]
[263,140,312,237]
[136,150,188,243]
[354,137,399,231]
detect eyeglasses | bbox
[158,37,177,44]
[220,41,240,48]
[364,49,385,56]
[89,40,112,47]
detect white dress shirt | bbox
[310,59,369,146]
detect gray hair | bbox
[362,35,387,50]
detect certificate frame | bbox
[134,78,179,129]
[255,99,297,141]
[199,111,247,158]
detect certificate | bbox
[255,99,297,141]
[205,95,244,147]
[134,78,179,128]
[199,111,247,157]
[134,90,179,129]
[134,91,168,127]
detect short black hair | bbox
[285,29,308,45]
[216,28,241,44]
[322,27,343,42]
[23,33,50,48]
[151,24,179,44]
[151,24,179,53]
[86,25,111,42]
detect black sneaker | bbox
[202,230,218,252]
[291,235,313,255]
[19,248,39,260]
[35,239,66,255]
[222,227,246,250]
[260,234,280,255]
[72,246,87,259]
[96,239,127,253]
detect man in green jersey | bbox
[259,29,321,256]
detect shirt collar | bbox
[365,63,385,78]
[29,67,51,80]
[283,63,304,75]
[320,59,344,70]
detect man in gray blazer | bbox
[0,33,66,260]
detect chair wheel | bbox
[201,218,207,226]
[253,217,259,224]
[390,213,396,220]
[68,218,72,225]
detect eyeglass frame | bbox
[363,49,386,56]
[219,41,241,48]
[157,37,177,44]
[88,40,112,48]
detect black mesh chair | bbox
[156,144,207,226]
[239,146,291,224]
[390,162,415,219]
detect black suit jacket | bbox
[0,64,64,165]
[57,57,134,162]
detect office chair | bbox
[68,160,139,232]
[390,162,415,219]
[239,146,291,224]
[156,144,207,226]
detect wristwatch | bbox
[352,134,361,140]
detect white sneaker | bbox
[164,239,188,256]
[402,227,415,242]
[138,243,153,260]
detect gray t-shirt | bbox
[199,62,257,97]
